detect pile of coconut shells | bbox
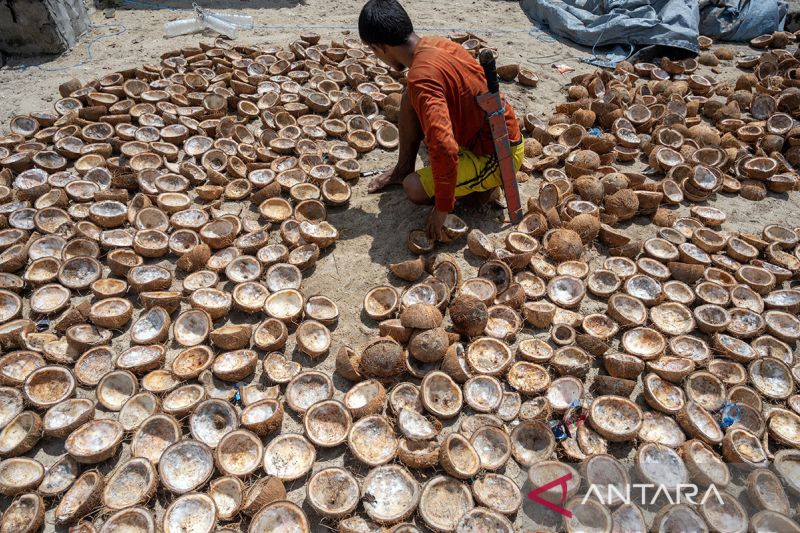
[339,31,800,532]
[0,33,422,532]
[517,31,800,206]
[1,24,800,533]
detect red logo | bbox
[527,472,573,518]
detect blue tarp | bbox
[520,0,788,59]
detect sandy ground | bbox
[1,1,800,532]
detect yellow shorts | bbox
[417,139,525,199]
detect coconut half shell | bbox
[65,419,123,463]
[0,493,45,533]
[418,476,474,533]
[55,470,103,524]
[162,493,217,533]
[263,433,316,481]
[158,439,214,494]
[307,467,360,519]
[102,457,157,510]
[362,465,421,525]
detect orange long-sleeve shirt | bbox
[407,36,521,212]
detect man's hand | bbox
[426,208,448,242]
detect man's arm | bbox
[408,77,459,213]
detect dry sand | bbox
[1,1,799,531]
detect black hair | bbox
[358,0,414,46]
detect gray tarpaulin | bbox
[699,0,788,42]
[520,0,788,59]
[520,0,702,54]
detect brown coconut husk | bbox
[598,224,630,247]
[240,476,286,517]
[399,304,443,330]
[496,283,526,310]
[609,239,643,259]
[398,439,440,469]
[52,303,90,334]
[593,375,636,397]
[59,78,82,97]
[408,327,449,363]
[572,108,596,128]
[389,257,425,282]
[603,352,645,380]
[335,346,362,382]
[680,439,730,488]
[0,493,45,533]
[522,301,557,328]
[344,380,386,419]
[467,229,496,257]
[101,458,158,510]
[440,343,471,383]
[55,470,104,524]
[740,179,767,201]
[574,176,605,204]
[519,397,552,422]
[576,333,609,356]
[745,468,788,513]
[524,137,543,158]
[544,229,584,262]
[566,214,600,244]
[652,207,679,227]
[176,243,211,273]
[668,262,705,283]
[604,189,639,221]
[438,433,480,479]
[0,411,42,456]
[601,173,630,195]
[358,338,405,381]
[0,319,36,350]
[140,291,181,314]
[241,400,283,437]
[209,324,253,351]
[635,191,663,214]
[496,63,520,81]
[448,295,488,337]
[517,211,548,237]
[721,428,768,468]
[378,319,412,344]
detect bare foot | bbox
[368,169,405,193]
